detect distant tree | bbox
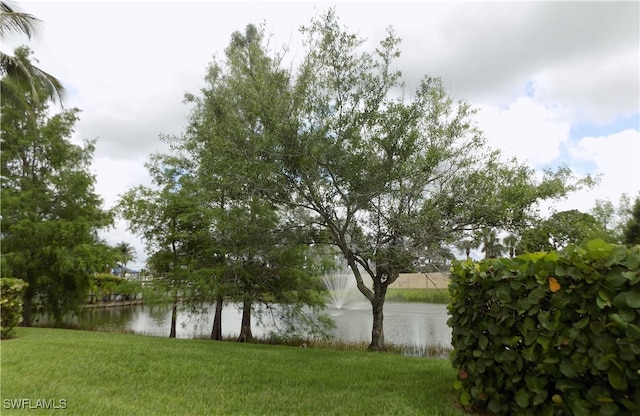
[502,234,519,258]
[114,242,136,276]
[518,209,606,253]
[475,228,504,259]
[0,62,112,325]
[0,3,66,108]
[622,197,640,246]
[590,194,633,243]
[455,238,480,259]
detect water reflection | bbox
[38,301,452,348]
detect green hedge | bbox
[1,278,28,339]
[88,273,142,303]
[448,240,640,416]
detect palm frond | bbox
[0,1,40,39]
[0,49,66,104]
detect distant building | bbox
[111,266,140,280]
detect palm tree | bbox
[475,228,504,259]
[502,234,519,258]
[1,1,66,107]
[455,238,480,259]
[115,242,137,277]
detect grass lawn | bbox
[1,327,466,415]
[386,288,450,304]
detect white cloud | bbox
[531,47,639,125]
[565,129,640,203]
[92,157,152,209]
[475,96,570,167]
[5,1,638,265]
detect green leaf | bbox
[625,324,640,340]
[459,391,471,406]
[586,239,608,251]
[612,291,640,309]
[604,271,628,288]
[574,317,590,329]
[570,399,592,416]
[537,334,551,351]
[609,313,628,329]
[495,285,512,303]
[608,368,628,390]
[598,403,619,416]
[592,354,611,371]
[622,271,640,285]
[596,296,611,309]
[560,359,578,378]
[515,389,530,408]
[605,246,627,267]
[623,251,640,270]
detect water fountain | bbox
[322,263,356,309]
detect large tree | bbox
[149,25,330,342]
[255,12,587,351]
[178,12,591,351]
[0,54,112,325]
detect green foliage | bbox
[518,209,610,253]
[113,241,136,275]
[119,24,333,341]
[0,278,28,338]
[231,10,590,349]
[1,53,113,325]
[88,273,141,303]
[591,194,636,244]
[623,197,640,246]
[449,240,640,415]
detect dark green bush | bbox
[1,278,28,339]
[449,240,640,415]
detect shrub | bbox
[448,240,640,415]
[89,273,141,303]
[1,278,28,339]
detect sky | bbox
[4,1,639,268]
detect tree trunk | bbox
[368,281,387,352]
[169,295,178,338]
[21,293,33,327]
[210,296,223,340]
[238,297,253,342]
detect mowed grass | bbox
[386,288,451,304]
[1,327,466,416]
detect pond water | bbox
[42,299,451,350]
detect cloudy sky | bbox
[5,1,639,267]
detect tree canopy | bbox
[518,209,610,253]
[0,51,112,325]
[165,11,591,351]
